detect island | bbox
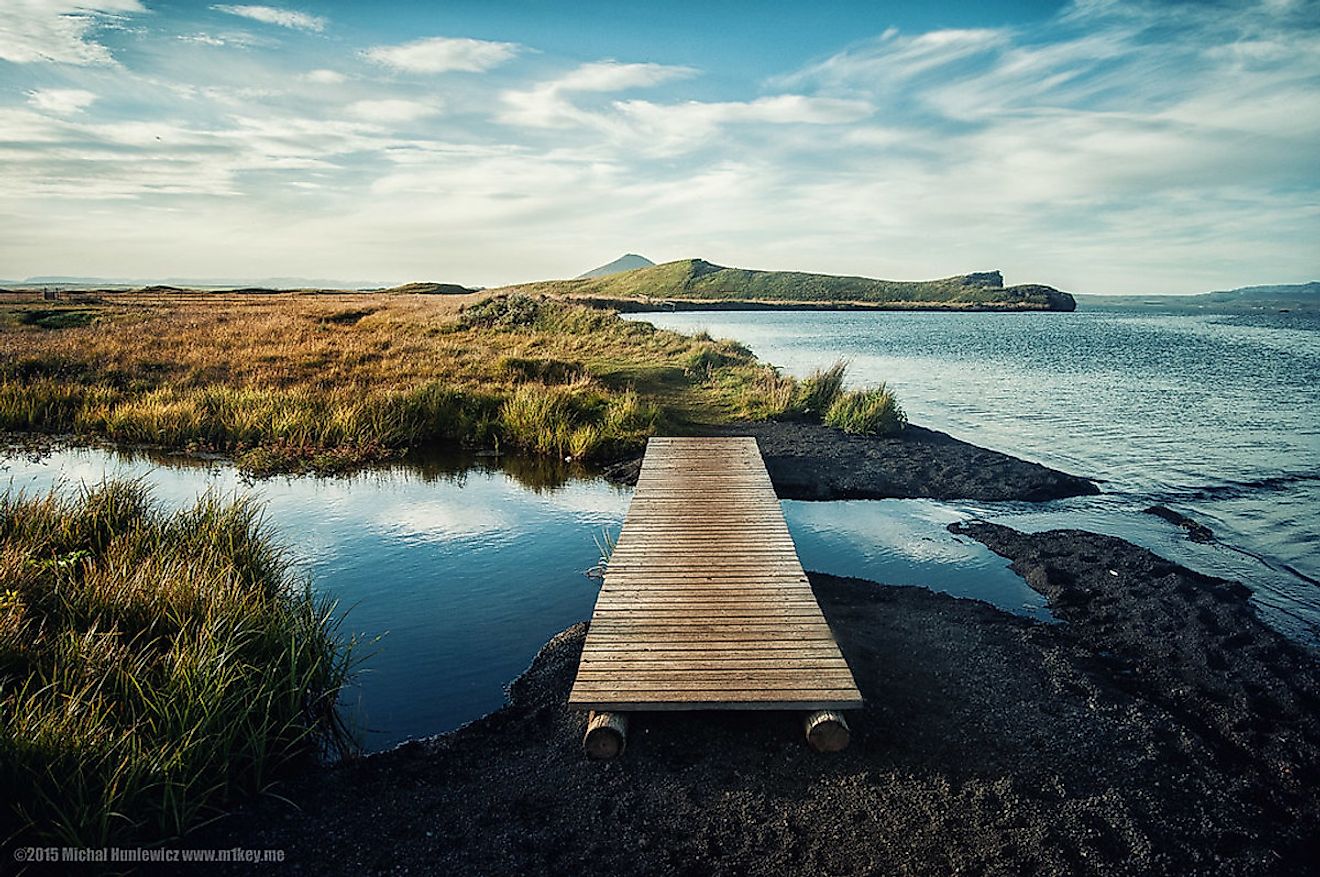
[499,258,1078,312]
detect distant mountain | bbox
[1078,281,1319,312]
[577,254,655,279]
[16,275,384,289]
[1195,281,1319,306]
[503,259,1076,311]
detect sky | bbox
[1,0,1317,293]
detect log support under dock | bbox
[583,711,628,760]
[805,709,851,752]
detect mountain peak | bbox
[577,254,656,279]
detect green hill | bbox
[500,259,1075,311]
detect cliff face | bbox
[1004,284,1076,312]
[962,270,1005,288]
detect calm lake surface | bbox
[1,446,1038,751]
[635,307,1320,645]
[4,307,1316,749]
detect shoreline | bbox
[577,296,1073,313]
[11,423,1317,872]
[5,417,1101,505]
[180,524,1319,875]
[604,420,1100,502]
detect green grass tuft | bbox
[824,383,908,436]
[496,384,657,460]
[458,293,543,329]
[0,481,354,847]
[793,360,848,418]
[497,356,585,384]
[14,309,99,330]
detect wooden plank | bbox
[579,699,862,712]
[568,436,862,712]
[576,659,853,670]
[578,641,844,647]
[574,671,860,683]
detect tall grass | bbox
[498,384,657,459]
[726,359,907,436]
[825,383,908,436]
[1,291,907,469]
[0,292,778,473]
[0,481,354,847]
[736,366,797,420]
[793,360,848,417]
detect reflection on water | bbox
[3,442,1077,750]
[2,444,629,752]
[784,499,1053,621]
[120,443,598,494]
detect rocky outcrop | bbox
[961,270,1005,288]
[1005,283,1076,311]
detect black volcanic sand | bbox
[951,523,1320,811]
[603,421,1099,502]
[183,533,1319,876]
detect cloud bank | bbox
[0,0,1316,293]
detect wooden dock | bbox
[569,437,862,729]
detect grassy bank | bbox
[0,481,352,847]
[0,290,904,473]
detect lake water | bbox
[634,308,1320,646]
[5,307,1316,750]
[1,445,1038,752]
[1,448,627,752]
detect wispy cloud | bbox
[346,99,443,124]
[602,95,872,157]
[0,0,144,65]
[500,61,869,156]
[777,27,1011,89]
[500,61,697,128]
[304,68,346,84]
[616,95,872,133]
[178,33,229,47]
[363,36,520,74]
[27,88,98,115]
[211,5,326,33]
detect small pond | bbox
[3,444,1035,751]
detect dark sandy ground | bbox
[180,527,1319,876]
[604,421,1100,502]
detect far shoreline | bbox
[579,295,1075,313]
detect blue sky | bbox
[1,0,1317,293]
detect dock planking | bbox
[568,436,863,712]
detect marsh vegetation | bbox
[0,290,904,474]
[0,481,352,847]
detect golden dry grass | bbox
[0,290,793,472]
